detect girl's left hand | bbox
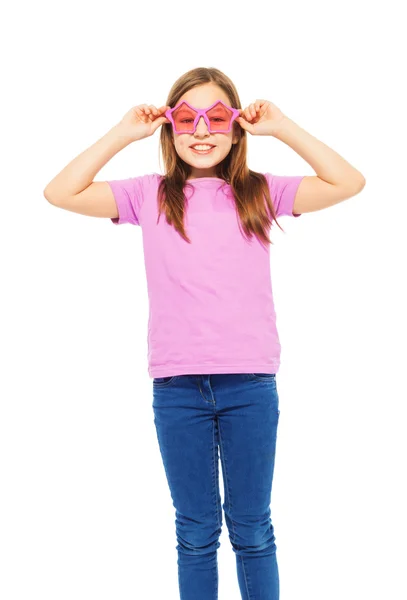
[237,99,288,136]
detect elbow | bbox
[43,186,53,202]
[43,186,60,205]
[356,174,366,190]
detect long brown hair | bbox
[158,67,285,246]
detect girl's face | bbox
[172,83,239,179]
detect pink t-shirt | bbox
[108,173,305,378]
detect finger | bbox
[145,106,155,121]
[256,100,267,115]
[135,107,149,122]
[142,105,154,121]
[139,105,150,118]
[240,119,253,134]
[153,115,169,131]
[160,106,171,122]
[237,116,252,132]
[158,106,171,120]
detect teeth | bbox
[192,145,213,150]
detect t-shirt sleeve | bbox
[107,176,145,225]
[264,172,306,219]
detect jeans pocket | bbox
[153,376,178,387]
[248,373,276,383]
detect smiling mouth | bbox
[190,145,216,154]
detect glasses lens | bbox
[172,101,233,132]
[172,103,196,132]
[206,102,233,131]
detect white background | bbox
[1,0,406,598]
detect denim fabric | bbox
[152,373,281,600]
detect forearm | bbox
[272,117,365,188]
[43,123,134,202]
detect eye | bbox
[210,117,226,122]
[180,118,194,123]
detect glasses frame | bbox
[165,100,240,134]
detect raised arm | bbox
[43,124,134,218]
[43,103,170,218]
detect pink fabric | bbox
[108,173,305,377]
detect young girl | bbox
[44,67,365,600]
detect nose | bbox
[195,116,209,135]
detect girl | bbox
[44,67,365,600]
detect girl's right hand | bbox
[118,104,171,141]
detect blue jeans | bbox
[152,373,281,600]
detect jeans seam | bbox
[212,418,222,530]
